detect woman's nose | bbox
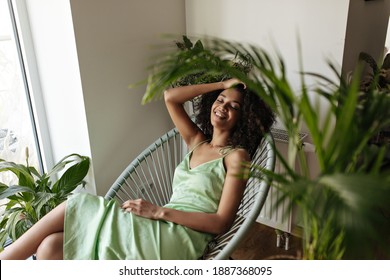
[220,104,227,111]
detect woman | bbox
[0,78,275,260]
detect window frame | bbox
[6,0,54,173]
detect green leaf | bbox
[318,173,390,257]
[0,185,35,200]
[0,161,35,189]
[6,210,24,241]
[46,160,72,178]
[13,219,31,240]
[182,35,193,49]
[193,40,204,52]
[33,192,56,219]
[51,157,90,194]
[0,230,9,251]
[28,166,42,178]
[319,173,390,213]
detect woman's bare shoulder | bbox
[224,148,251,170]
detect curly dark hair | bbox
[194,84,275,158]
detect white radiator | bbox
[256,128,315,250]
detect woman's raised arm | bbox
[164,79,243,148]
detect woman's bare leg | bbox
[0,201,66,260]
[36,232,63,260]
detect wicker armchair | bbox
[105,128,275,259]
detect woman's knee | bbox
[36,232,63,260]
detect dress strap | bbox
[218,146,236,157]
[189,139,210,153]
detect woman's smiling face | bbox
[210,88,243,132]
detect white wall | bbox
[70,0,185,195]
[186,0,350,90]
[342,0,390,75]
[24,0,185,196]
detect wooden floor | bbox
[231,222,302,260]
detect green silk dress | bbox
[63,145,230,260]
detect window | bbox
[0,0,43,185]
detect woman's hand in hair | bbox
[222,78,246,90]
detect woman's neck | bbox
[210,130,231,148]
[208,141,226,148]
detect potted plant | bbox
[141,35,253,104]
[138,35,390,259]
[172,36,252,86]
[356,51,390,151]
[0,148,90,250]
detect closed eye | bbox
[217,93,242,110]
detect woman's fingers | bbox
[121,199,159,219]
[224,78,246,89]
[121,199,138,212]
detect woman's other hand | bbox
[222,78,246,89]
[121,199,162,220]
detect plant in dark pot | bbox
[0,149,90,250]
[356,51,390,169]
[141,35,253,105]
